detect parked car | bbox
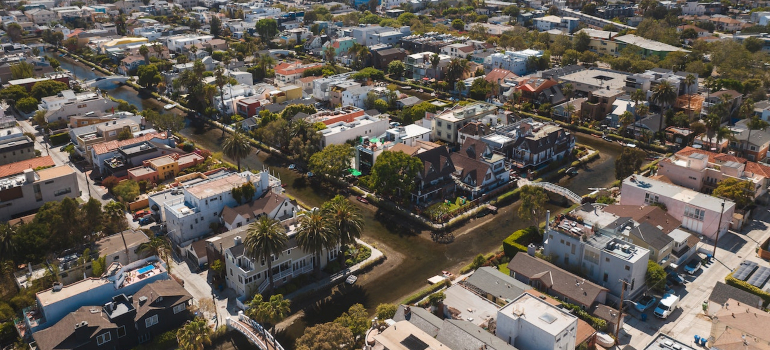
[635,295,657,312]
[667,271,685,285]
[684,259,702,275]
[653,294,679,319]
[133,209,151,221]
[139,215,155,225]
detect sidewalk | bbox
[285,239,384,300]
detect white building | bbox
[341,86,373,109]
[430,102,498,143]
[165,34,214,52]
[534,15,579,33]
[320,114,390,148]
[0,166,80,221]
[384,124,431,146]
[441,43,475,59]
[39,90,100,111]
[496,292,579,350]
[312,72,356,101]
[485,49,543,75]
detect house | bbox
[0,127,34,166]
[507,254,608,309]
[219,214,338,298]
[371,47,406,70]
[708,281,764,314]
[496,293,578,350]
[485,49,542,76]
[412,145,457,204]
[235,97,264,118]
[534,15,579,33]
[118,55,145,75]
[657,147,770,198]
[559,68,629,94]
[552,98,585,121]
[580,89,625,121]
[21,256,169,334]
[501,119,575,170]
[404,51,451,80]
[320,114,390,148]
[0,166,79,221]
[544,215,651,298]
[126,153,205,183]
[69,116,143,157]
[150,170,279,247]
[664,126,697,148]
[643,335,697,350]
[274,61,324,86]
[729,118,770,161]
[353,124,433,174]
[430,102,498,143]
[708,17,748,32]
[462,266,529,306]
[310,106,366,126]
[457,121,491,143]
[614,34,690,60]
[31,280,192,350]
[372,321,451,350]
[620,175,735,239]
[220,191,297,230]
[450,138,509,199]
[710,298,770,350]
[43,94,119,124]
[441,43,475,59]
[514,77,565,106]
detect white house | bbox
[496,292,578,350]
[220,191,297,230]
[320,114,390,148]
[485,49,543,75]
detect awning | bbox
[348,168,362,177]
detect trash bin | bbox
[700,338,707,346]
[641,314,647,322]
[694,335,701,344]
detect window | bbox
[603,272,608,282]
[625,265,630,271]
[145,314,158,328]
[173,303,186,314]
[54,188,71,196]
[605,257,610,262]
[96,332,111,345]
[644,193,659,205]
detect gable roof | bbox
[464,267,528,302]
[457,122,490,138]
[602,205,681,234]
[415,146,455,183]
[393,305,443,337]
[507,254,607,308]
[220,191,293,224]
[630,222,674,250]
[708,281,764,308]
[484,68,518,84]
[450,153,490,187]
[437,319,518,350]
[133,279,192,319]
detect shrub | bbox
[401,279,450,305]
[725,273,770,306]
[48,132,70,146]
[503,226,540,257]
[562,302,607,331]
[181,142,195,152]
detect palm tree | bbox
[430,53,440,80]
[262,294,291,336]
[739,98,755,120]
[296,210,335,278]
[214,66,229,135]
[683,74,697,119]
[715,126,734,150]
[244,216,288,293]
[455,80,466,98]
[257,53,275,79]
[104,201,129,257]
[705,113,722,149]
[631,88,646,107]
[323,195,364,252]
[446,58,470,84]
[744,117,769,156]
[152,42,163,57]
[324,45,336,66]
[222,130,251,172]
[651,80,677,133]
[619,110,635,135]
[0,223,15,262]
[137,236,171,262]
[563,103,576,122]
[177,317,211,350]
[562,83,573,99]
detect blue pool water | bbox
[137,265,154,274]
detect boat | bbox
[90,67,95,71]
[163,103,176,110]
[602,136,612,142]
[356,196,369,204]
[595,333,614,348]
[566,167,578,176]
[345,275,357,285]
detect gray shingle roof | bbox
[631,222,674,251]
[437,319,518,350]
[464,267,528,303]
[393,305,443,337]
[708,281,763,308]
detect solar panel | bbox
[748,266,770,287]
[400,334,429,350]
[733,261,758,281]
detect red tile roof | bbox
[91,132,168,155]
[274,61,323,76]
[484,68,518,84]
[0,156,55,178]
[676,146,746,164]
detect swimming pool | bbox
[137,264,154,274]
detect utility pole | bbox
[614,279,630,345]
[712,200,725,259]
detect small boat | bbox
[566,167,578,176]
[345,275,357,285]
[602,136,612,142]
[626,143,637,148]
[356,196,369,204]
[90,67,95,71]
[163,103,176,110]
[288,164,296,170]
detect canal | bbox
[178,124,623,348]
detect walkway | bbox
[519,180,582,204]
[84,75,129,88]
[227,312,283,350]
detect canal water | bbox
[179,125,623,348]
[58,57,168,112]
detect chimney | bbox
[23,169,35,183]
[234,236,242,246]
[52,282,62,292]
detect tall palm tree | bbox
[152,42,163,57]
[430,53,440,80]
[214,66,229,136]
[683,74,697,118]
[0,223,15,263]
[715,126,734,150]
[323,195,364,250]
[257,53,275,79]
[562,83,573,99]
[222,130,251,172]
[177,317,211,350]
[446,58,470,84]
[705,113,722,149]
[262,294,291,336]
[619,110,635,135]
[244,216,288,293]
[104,201,129,258]
[739,98,756,120]
[296,210,335,278]
[631,88,646,107]
[651,80,677,133]
[137,236,171,262]
[324,45,336,66]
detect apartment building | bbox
[329,81,362,107]
[311,72,356,101]
[127,153,205,183]
[485,49,542,76]
[319,114,390,148]
[88,132,175,171]
[624,69,699,101]
[43,95,119,124]
[657,147,770,198]
[534,15,579,33]
[0,166,79,221]
[274,61,324,86]
[150,170,279,246]
[165,34,214,52]
[441,43,475,59]
[353,124,432,174]
[620,175,735,239]
[309,106,366,126]
[430,102,498,144]
[0,126,34,166]
[490,119,575,170]
[496,293,579,350]
[69,115,143,156]
[543,215,650,299]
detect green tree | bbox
[646,260,667,292]
[136,236,171,262]
[619,110,635,132]
[451,19,466,30]
[137,64,162,89]
[322,195,364,249]
[117,128,133,140]
[713,178,754,208]
[428,291,446,306]
[210,15,222,37]
[387,60,405,79]
[335,304,371,342]
[400,101,438,124]
[375,303,397,321]
[446,58,470,83]
[280,104,317,119]
[295,322,355,350]
[614,148,646,180]
[743,36,764,53]
[15,97,38,114]
[0,85,30,104]
[103,200,128,234]
[10,61,34,79]
[743,116,768,156]
[255,18,279,40]
[244,216,288,292]
[518,186,548,231]
[91,255,107,276]
[369,150,423,201]
[142,109,185,133]
[81,197,103,237]
[222,130,251,171]
[112,180,139,202]
[30,80,68,100]
[6,23,22,42]
[561,49,580,66]
[309,144,352,178]
[324,45,336,65]
[650,80,676,133]
[373,99,388,113]
[0,224,16,263]
[248,294,291,335]
[468,78,493,100]
[177,317,211,350]
[297,209,336,278]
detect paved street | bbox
[616,205,770,349]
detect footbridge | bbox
[84,76,129,88]
[524,182,582,204]
[227,312,284,350]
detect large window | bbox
[173,303,186,314]
[117,326,126,338]
[644,193,659,205]
[684,206,705,221]
[96,332,111,345]
[145,314,159,328]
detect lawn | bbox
[426,197,469,213]
[497,263,510,275]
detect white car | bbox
[653,294,679,319]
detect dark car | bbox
[667,271,685,285]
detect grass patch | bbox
[497,263,510,275]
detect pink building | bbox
[620,175,735,240]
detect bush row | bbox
[502,226,540,258]
[49,131,70,146]
[401,279,451,305]
[725,273,770,307]
[562,302,608,331]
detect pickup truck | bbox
[653,294,679,319]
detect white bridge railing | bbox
[227,311,285,350]
[527,182,582,204]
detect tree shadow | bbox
[301,284,370,326]
[374,209,418,237]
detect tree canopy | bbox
[309,144,353,178]
[369,150,423,201]
[614,148,646,180]
[713,178,754,208]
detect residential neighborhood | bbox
[1,0,770,350]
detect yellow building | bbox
[99,37,149,53]
[548,28,620,57]
[270,85,303,103]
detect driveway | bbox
[168,252,239,327]
[616,206,770,348]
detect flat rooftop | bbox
[622,176,736,213]
[499,292,577,336]
[186,173,248,199]
[36,166,74,182]
[442,285,499,327]
[560,69,629,90]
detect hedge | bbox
[49,132,70,146]
[401,279,450,305]
[562,302,608,331]
[725,272,770,307]
[503,226,539,258]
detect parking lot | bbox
[615,206,770,349]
